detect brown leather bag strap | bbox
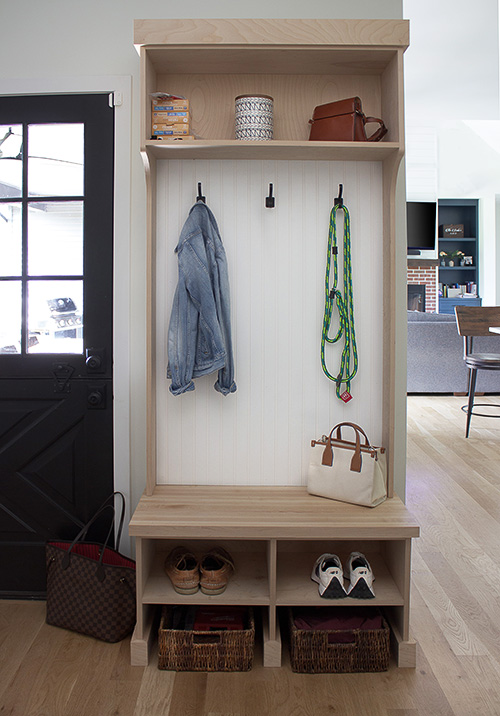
[321,423,363,472]
[334,422,371,448]
[364,117,387,142]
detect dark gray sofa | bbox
[407,310,500,393]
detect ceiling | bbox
[403,0,499,124]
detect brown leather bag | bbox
[309,97,387,142]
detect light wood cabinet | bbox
[129,486,419,668]
[130,18,418,670]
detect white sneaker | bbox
[311,553,347,599]
[345,552,375,599]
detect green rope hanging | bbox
[320,188,358,401]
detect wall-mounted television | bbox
[406,201,437,258]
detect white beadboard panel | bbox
[156,159,383,486]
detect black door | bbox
[0,94,114,597]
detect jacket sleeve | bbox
[166,274,197,396]
[213,255,237,396]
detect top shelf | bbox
[145,138,401,162]
[136,18,408,158]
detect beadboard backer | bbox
[156,160,383,486]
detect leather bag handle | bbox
[322,422,364,472]
[364,117,387,142]
[321,422,379,473]
[62,492,126,581]
[334,422,372,448]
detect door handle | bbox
[87,384,106,409]
[86,348,106,373]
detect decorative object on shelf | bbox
[308,97,387,142]
[439,249,465,267]
[320,185,358,401]
[441,223,464,238]
[307,422,387,508]
[45,492,136,643]
[464,255,473,265]
[234,94,273,140]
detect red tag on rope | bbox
[340,390,352,403]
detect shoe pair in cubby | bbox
[311,551,375,599]
[164,546,234,595]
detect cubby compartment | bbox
[276,539,405,607]
[140,539,271,606]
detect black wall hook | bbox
[197,182,206,203]
[266,183,275,208]
[334,184,343,207]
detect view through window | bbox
[0,123,84,354]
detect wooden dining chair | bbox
[455,305,500,437]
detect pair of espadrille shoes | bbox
[165,546,234,595]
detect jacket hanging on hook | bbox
[167,200,237,396]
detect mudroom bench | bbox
[129,485,419,668]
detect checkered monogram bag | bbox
[46,492,136,642]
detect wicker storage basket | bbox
[288,608,390,673]
[158,607,254,671]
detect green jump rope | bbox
[320,185,358,402]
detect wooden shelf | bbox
[276,551,404,606]
[145,139,401,162]
[143,548,270,606]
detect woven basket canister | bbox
[288,608,390,673]
[158,607,255,671]
[235,94,273,140]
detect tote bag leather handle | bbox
[321,422,375,472]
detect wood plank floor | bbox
[2,394,500,715]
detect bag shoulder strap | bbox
[62,492,126,581]
[364,117,387,142]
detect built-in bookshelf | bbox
[438,199,481,314]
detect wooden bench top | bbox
[129,485,419,540]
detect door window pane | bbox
[0,202,22,276]
[28,280,83,354]
[28,124,84,197]
[0,125,22,198]
[0,281,22,353]
[28,201,83,276]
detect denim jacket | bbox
[167,201,237,396]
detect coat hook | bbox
[265,183,275,208]
[334,184,343,207]
[197,182,206,203]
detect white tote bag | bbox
[306,422,387,508]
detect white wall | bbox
[156,160,384,487]
[404,0,500,306]
[0,0,405,510]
